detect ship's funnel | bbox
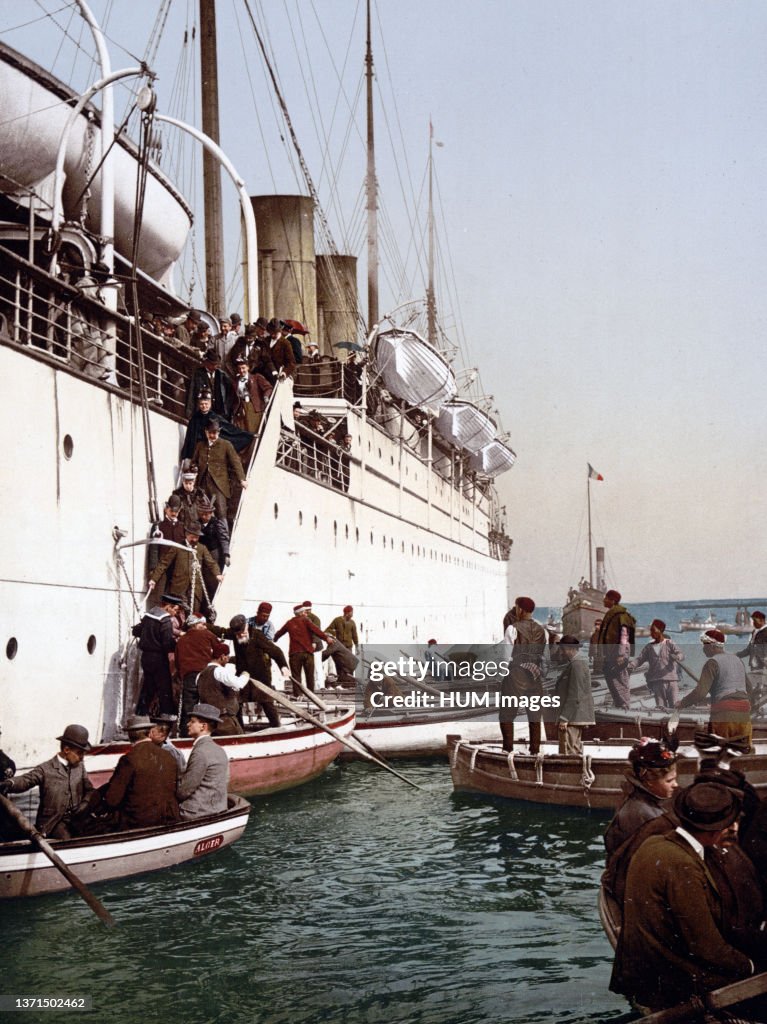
[251,194,317,337]
[596,546,606,592]
[317,254,358,357]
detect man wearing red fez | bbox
[595,590,636,709]
[628,619,684,709]
[678,629,752,746]
[274,605,330,694]
[248,600,275,640]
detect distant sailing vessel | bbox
[562,466,609,640]
[0,3,515,771]
[677,604,755,636]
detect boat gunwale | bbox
[0,795,251,861]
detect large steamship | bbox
[0,6,515,769]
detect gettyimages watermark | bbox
[340,644,573,720]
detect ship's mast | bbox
[587,475,593,584]
[200,0,225,314]
[365,0,379,330]
[426,123,437,347]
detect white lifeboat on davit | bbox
[372,328,456,414]
[0,42,192,290]
[436,400,497,454]
[470,439,517,477]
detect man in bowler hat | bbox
[0,725,94,838]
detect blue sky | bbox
[3,0,765,604]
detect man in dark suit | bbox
[266,319,296,379]
[148,521,223,614]
[100,715,180,829]
[185,348,234,418]
[192,417,249,520]
[737,610,767,701]
[0,725,93,838]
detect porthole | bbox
[334,521,338,536]
[87,635,97,654]
[63,434,74,459]
[345,524,349,539]
[6,638,18,660]
[274,503,279,519]
[370,531,374,544]
[314,516,318,530]
[401,541,404,553]
[378,448,382,459]
[356,527,360,542]
[299,511,303,526]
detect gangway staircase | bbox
[214,378,295,623]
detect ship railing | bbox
[293,360,343,398]
[276,424,351,493]
[0,246,194,420]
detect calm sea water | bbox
[1,760,634,1024]
[5,597,760,1024]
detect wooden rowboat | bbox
[0,796,250,899]
[84,704,355,796]
[447,736,767,809]
[586,707,767,745]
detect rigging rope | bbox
[242,0,340,259]
[129,102,162,526]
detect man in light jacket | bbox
[177,703,229,819]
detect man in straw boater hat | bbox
[678,628,753,747]
[611,782,754,1014]
[177,703,229,819]
[0,725,93,838]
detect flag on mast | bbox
[588,463,604,481]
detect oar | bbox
[248,679,422,790]
[678,662,702,686]
[635,970,767,1023]
[0,793,115,927]
[290,676,415,772]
